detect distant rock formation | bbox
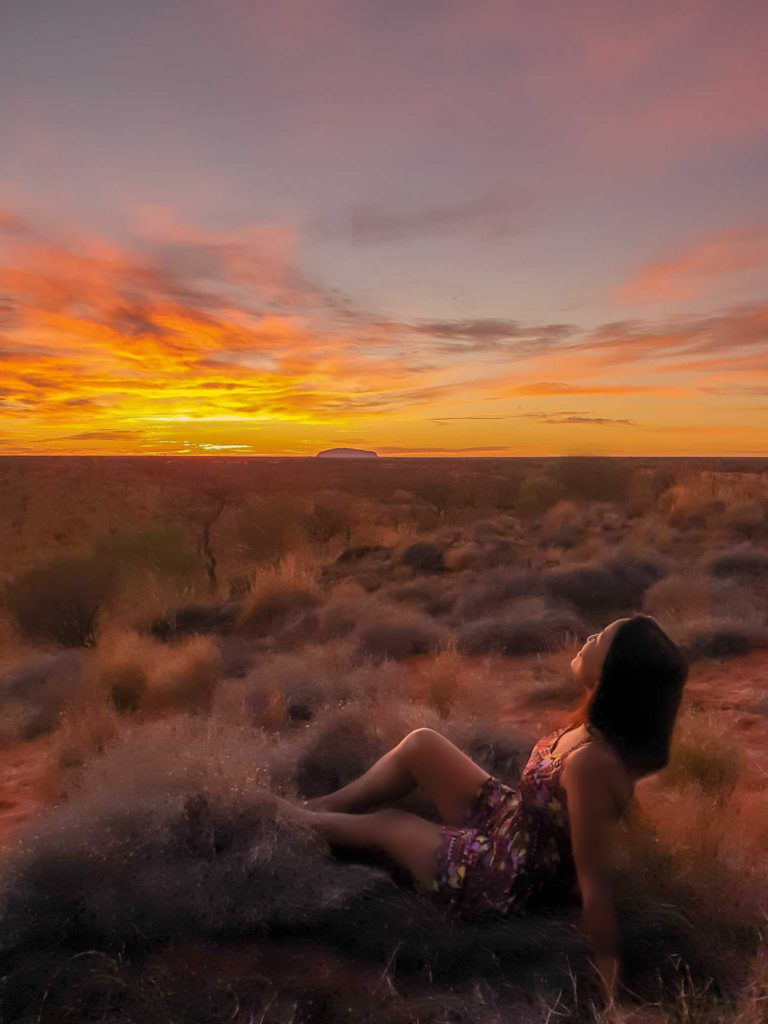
[315,447,378,459]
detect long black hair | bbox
[585,614,688,776]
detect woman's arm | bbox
[563,749,623,1008]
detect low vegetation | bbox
[0,457,767,1021]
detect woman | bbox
[290,613,688,1014]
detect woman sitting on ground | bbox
[289,613,688,1015]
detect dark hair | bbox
[585,614,688,776]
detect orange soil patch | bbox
[0,733,58,850]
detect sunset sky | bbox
[1,0,767,456]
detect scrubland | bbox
[0,455,767,1022]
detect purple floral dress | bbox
[431,725,593,917]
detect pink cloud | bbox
[614,226,768,304]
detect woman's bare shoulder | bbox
[562,742,633,816]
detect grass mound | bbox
[1,714,760,1023]
[456,613,586,656]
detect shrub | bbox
[514,474,562,520]
[150,600,241,640]
[707,544,768,581]
[92,527,200,582]
[456,613,586,656]
[678,619,768,663]
[233,496,305,565]
[353,609,448,663]
[444,536,522,571]
[304,500,353,545]
[0,651,84,745]
[385,578,455,616]
[0,713,761,1024]
[550,456,634,504]
[452,568,540,621]
[3,555,115,647]
[400,541,445,574]
[723,500,768,542]
[238,562,322,637]
[542,551,668,617]
[642,572,757,625]
[540,500,585,549]
[88,631,221,712]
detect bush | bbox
[150,600,241,639]
[543,551,668,617]
[88,632,221,712]
[550,457,633,504]
[679,619,768,663]
[92,527,200,581]
[0,651,84,746]
[707,544,768,581]
[400,541,445,574]
[385,578,455,616]
[456,613,586,656]
[514,474,562,520]
[0,713,761,1024]
[234,496,306,565]
[238,564,321,638]
[3,555,116,647]
[353,609,448,663]
[453,568,540,621]
[642,572,758,625]
[540,500,585,549]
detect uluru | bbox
[315,447,378,459]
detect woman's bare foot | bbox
[303,794,334,812]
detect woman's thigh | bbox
[309,807,444,889]
[400,729,490,826]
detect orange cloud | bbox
[1,208,767,456]
[615,227,768,304]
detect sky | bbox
[0,0,767,457]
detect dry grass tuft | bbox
[87,630,221,713]
[658,709,744,800]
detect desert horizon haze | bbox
[1,0,767,457]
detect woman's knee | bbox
[399,727,445,764]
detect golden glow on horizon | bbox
[0,215,766,458]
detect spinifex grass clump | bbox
[659,709,744,800]
[3,711,760,1024]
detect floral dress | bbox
[431,725,594,917]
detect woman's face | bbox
[570,617,630,690]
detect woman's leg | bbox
[308,728,490,826]
[290,800,444,889]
